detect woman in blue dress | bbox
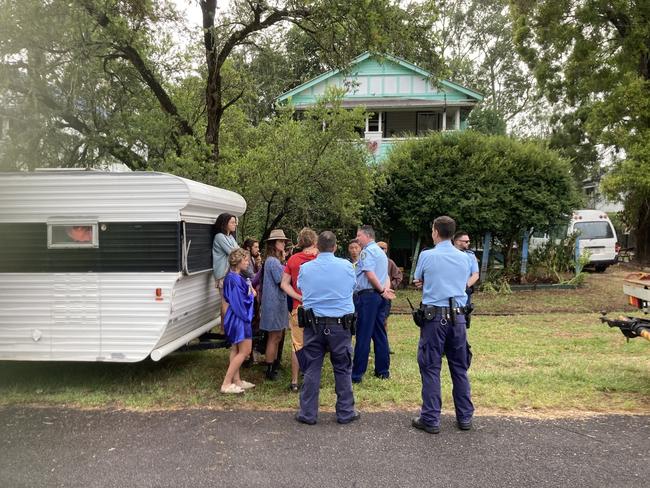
[220,248,255,394]
[260,229,291,380]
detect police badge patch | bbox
[359,250,367,261]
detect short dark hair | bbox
[317,231,337,252]
[243,237,258,250]
[358,225,375,239]
[433,216,456,239]
[348,239,360,247]
[214,213,235,235]
[453,231,468,241]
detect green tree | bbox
[467,106,507,135]
[1,0,444,170]
[378,131,580,269]
[218,89,373,240]
[0,0,203,171]
[434,0,536,126]
[512,0,650,261]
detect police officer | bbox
[294,231,359,425]
[453,231,479,327]
[412,216,474,434]
[352,225,395,383]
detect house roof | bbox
[276,52,484,105]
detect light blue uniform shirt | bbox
[414,240,472,307]
[355,241,388,292]
[298,252,355,317]
[466,250,479,274]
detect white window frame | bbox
[47,217,99,249]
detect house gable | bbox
[276,52,483,107]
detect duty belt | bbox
[420,305,466,316]
[314,316,345,326]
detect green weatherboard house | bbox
[276,52,484,161]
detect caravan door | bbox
[51,273,101,360]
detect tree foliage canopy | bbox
[217,90,373,241]
[512,0,650,260]
[378,131,580,264]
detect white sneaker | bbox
[238,380,256,390]
[220,384,244,394]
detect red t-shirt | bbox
[284,250,318,310]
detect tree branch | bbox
[80,0,194,138]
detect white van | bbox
[530,210,618,272]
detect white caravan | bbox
[530,209,618,272]
[0,171,246,362]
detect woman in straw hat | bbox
[260,229,291,380]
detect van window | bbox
[573,221,614,239]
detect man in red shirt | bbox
[281,228,319,392]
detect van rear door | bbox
[572,220,617,265]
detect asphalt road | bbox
[1,407,648,488]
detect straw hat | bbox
[266,229,290,242]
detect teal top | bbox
[212,233,238,280]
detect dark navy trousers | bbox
[418,314,474,427]
[297,325,355,423]
[352,292,390,382]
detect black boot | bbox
[265,362,278,381]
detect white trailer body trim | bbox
[150,318,221,362]
[0,172,246,224]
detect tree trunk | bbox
[635,198,650,263]
[201,0,219,163]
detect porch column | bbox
[365,115,369,132]
[441,109,447,131]
[455,107,461,130]
[378,111,382,133]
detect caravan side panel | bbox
[155,272,220,348]
[0,272,179,362]
[0,274,54,360]
[96,273,179,362]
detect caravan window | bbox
[48,223,99,249]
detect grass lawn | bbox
[0,265,647,415]
[1,310,648,415]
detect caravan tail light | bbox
[155,288,163,301]
[628,295,640,308]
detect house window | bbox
[368,112,380,132]
[48,221,99,249]
[416,112,438,135]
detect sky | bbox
[173,0,229,27]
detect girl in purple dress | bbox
[220,248,256,394]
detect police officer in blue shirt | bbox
[412,216,474,434]
[352,225,395,383]
[454,231,480,327]
[294,231,360,425]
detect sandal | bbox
[289,383,300,393]
[220,384,244,394]
[238,380,256,390]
